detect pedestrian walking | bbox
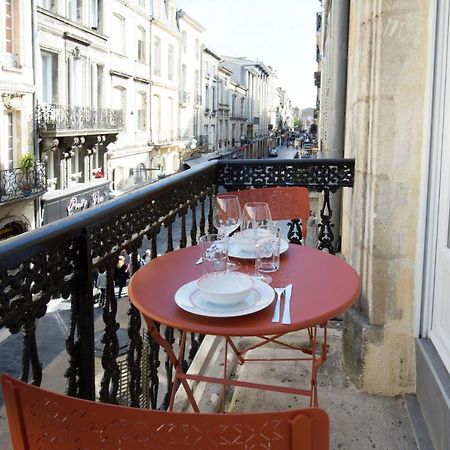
[142,249,152,264]
[115,255,129,298]
[97,268,107,307]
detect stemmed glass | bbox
[240,202,273,283]
[213,194,242,271]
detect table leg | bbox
[147,321,200,412]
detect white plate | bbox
[175,279,275,317]
[228,237,289,260]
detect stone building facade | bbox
[0,0,41,237]
[323,0,450,447]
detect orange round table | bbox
[129,244,361,410]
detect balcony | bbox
[37,104,123,134]
[0,158,421,448]
[0,163,47,204]
[218,102,230,111]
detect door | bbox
[429,113,450,373]
[427,1,450,373]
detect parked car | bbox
[302,142,314,151]
[268,149,278,157]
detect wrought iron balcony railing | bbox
[37,104,123,133]
[0,158,354,411]
[0,163,47,204]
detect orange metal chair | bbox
[1,373,329,450]
[226,186,310,242]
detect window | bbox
[168,44,174,80]
[91,0,99,29]
[68,0,82,22]
[195,39,200,60]
[68,55,85,106]
[4,0,13,54]
[205,85,209,109]
[168,97,174,139]
[154,0,161,17]
[137,92,147,131]
[39,0,57,12]
[7,112,15,170]
[134,163,146,184]
[137,27,145,63]
[113,86,126,128]
[152,94,161,139]
[153,37,161,76]
[90,63,103,108]
[181,64,186,91]
[212,86,216,110]
[182,31,187,54]
[111,14,125,55]
[205,61,209,76]
[41,50,58,104]
[194,69,199,100]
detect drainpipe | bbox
[31,0,42,228]
[323,0,350,251]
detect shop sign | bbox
[91,190,105,206]
[67,196,88,216]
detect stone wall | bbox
[341,0,430,395]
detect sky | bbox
[175,0,320,109]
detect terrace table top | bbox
[129,244,361,337]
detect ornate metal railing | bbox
[0,162,47,204]
[0,158,354,411]
[37,104,123,133]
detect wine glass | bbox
[213,194,242,270]
[240,202,273,283]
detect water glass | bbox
[198,234,228,275]
[256,226,281,273]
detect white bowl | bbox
[233,229,271,252]
[197,271,254,306]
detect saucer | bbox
[228,238,289,260]
[175,279,275,317]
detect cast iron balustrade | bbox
[0,163,47,204]
[37,104,123,133]
[0,158,354,411]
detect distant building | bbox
[0,0,45,238]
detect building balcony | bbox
[0,158,423,449]
[230,115,247,121]
[37,104,123,135]
[0,162,47,205]
[218,102,230,111]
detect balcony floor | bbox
[174,323,419,450]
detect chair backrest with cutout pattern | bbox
[1,374,329,450]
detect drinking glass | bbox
[213,194,241,270]
[240,202,273,283]
[198,234,228,275]
[256,225,281,273]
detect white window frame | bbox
[153,36,161,76]
[7,112,16,170]
[168,44,174,80]
[111,14,126,55]
[137,26,145,63]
